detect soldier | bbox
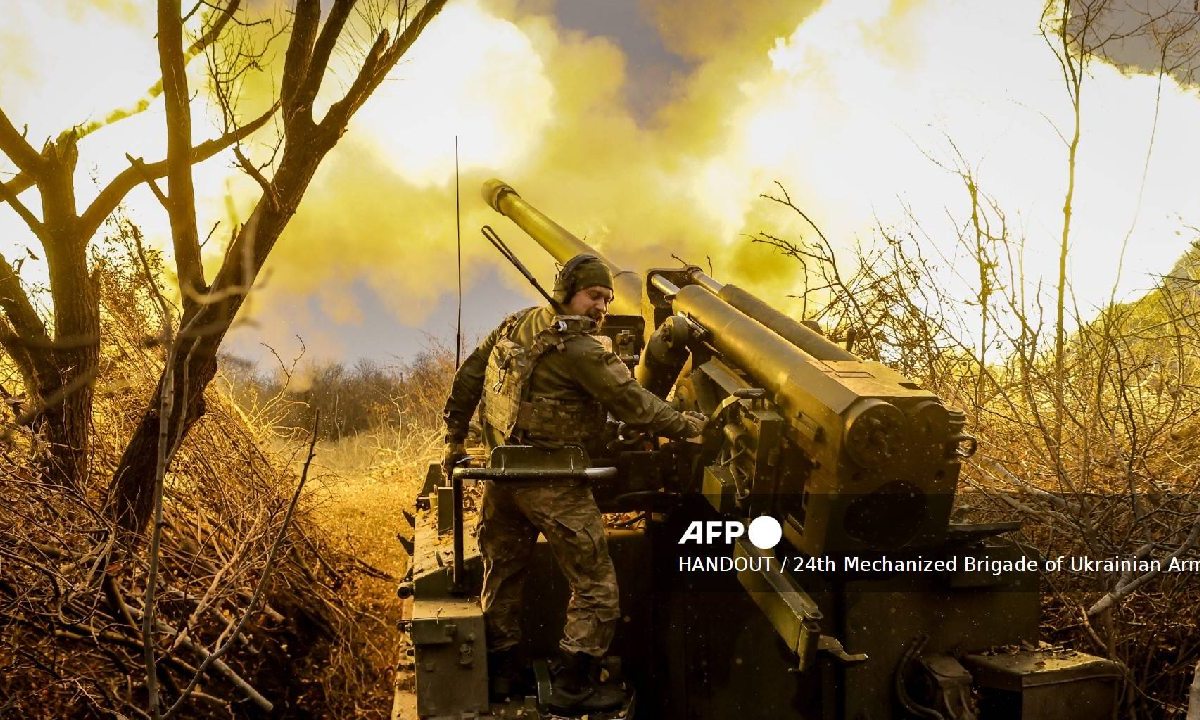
[441,253,704,714]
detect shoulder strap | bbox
[508,315,590,407]
[496,306,538,342]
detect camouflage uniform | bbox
[477,481,618,656]
[443,302,696,657]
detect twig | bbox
[1087,513,1200,617]
[347,555,396,581]
[1070,599,1110,656]
[1188,660,1200,720]
[114,598,271,713]
[233,146,279,211]
[142,331,178,718]
[163,410,319,718]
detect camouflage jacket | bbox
[443,306,693,449]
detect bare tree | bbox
[0,10,266,487]
[0,0,448,533]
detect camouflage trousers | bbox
[476,480,620,657]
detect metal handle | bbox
[452,466,619,481]
[447,465,618,595]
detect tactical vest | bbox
[482,312,608,446]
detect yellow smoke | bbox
[5,0,1200,362]
[0,1,264,294]
[704,0,1200,307]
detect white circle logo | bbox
[748,516,782,549]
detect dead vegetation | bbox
[0,224,430,718]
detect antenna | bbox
[454,136,463,368]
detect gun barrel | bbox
[673,283,859,421]
[483,179,641,315]
[716,284,856,362]
[671,270,856,362]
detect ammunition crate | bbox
[963,649,1122,720]
[412,597,489,718]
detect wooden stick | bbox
[1188,660,1200,720]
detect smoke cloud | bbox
[4,0,1200,363]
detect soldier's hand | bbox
[442,441,468,478]
[682,411,708,439]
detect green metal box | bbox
[412,597,489,718]
[963,649,1122,720]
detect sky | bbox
[3,0,1200,372]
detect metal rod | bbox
[482,179,642,316]
[451,470,465,594]
[453,467,619,481]
[688,269,725,294]
[448,464,617,593]
[677,267,852,362]
[718,284,856,362]
[454,136,463,368]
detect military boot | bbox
[546,650,626,715]
[487,648,523,703]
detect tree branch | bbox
[323,0,447,130]
[0,171,34,206]
[186,0,243,57]
[112,593,272,715]
[0,321,34,422]
[1086,511,1200,617]
[0,177,46,240]
[0,107,44,176]
[0,250,50,345]
[296,0,356,111]
[125,155,170,209]
[159,0,207,307]
[77,0,244,139]
[233,147,278,211]
[322,28,391,129]
[280,0,322,126]
[80,102,278,242]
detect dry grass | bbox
[298,425,443,615]
[290,427,443,720]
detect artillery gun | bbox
[400,180,1122,719]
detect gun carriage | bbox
[401,180,1122,719]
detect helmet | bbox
[551,254,614,305]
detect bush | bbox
[219,349,455,443]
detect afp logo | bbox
[678,516,783,549]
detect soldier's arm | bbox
[567,338,695,439]
[442,320,509,443]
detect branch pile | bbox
[0,237,393,718]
